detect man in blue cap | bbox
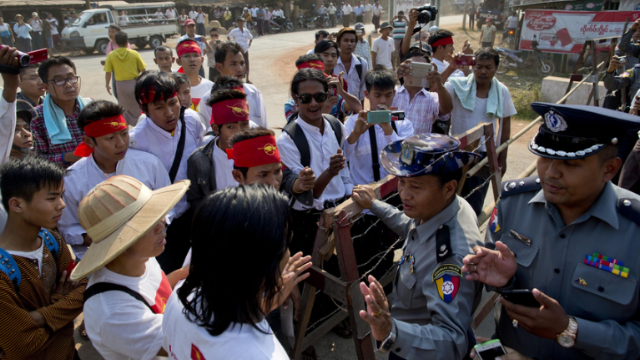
[462,103,640,359]
[351,133,484,359]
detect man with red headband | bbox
[428,29,469,81]
[59,100,171,259]
[285,54,361,122]
[176,38,213,113]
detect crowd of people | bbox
[0,8,640,360]
[0,12,61,56]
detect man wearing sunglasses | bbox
[31,56,90,168]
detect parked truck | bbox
[61,1,178,55]
[476,0,505,29]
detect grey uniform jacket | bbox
[603,63,640,97]
[617,29,640,70]
[486,177,640,360]
[370,196,483,360]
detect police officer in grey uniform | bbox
[616,19,640,70]
[603,54,640,108]
[463,103,640,360]
[352,134,484,360]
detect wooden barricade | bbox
[291,123,502,360]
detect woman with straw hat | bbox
[70,175,190,360]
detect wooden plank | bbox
[349,281,373,340]
[301,310,349,350]
[455,122,488,149]
[306,265,349,302]
[483,125,502,201]
[472,292,500,331]
[334,210,361,282]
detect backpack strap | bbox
[84,282,156,314]
[354,55,364,82]
[368,127,381,182]
[391,121,398,134]
[323,114,343,147]
[282,120,311,168]
[168,106,187,183]
[0,248,20,290]
[40,229,59,259]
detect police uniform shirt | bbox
[487,177,640,360]
[616,28,640,69]
[370,196,483,359]
[603,63,640,99]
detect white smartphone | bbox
[474,339,507,360]
[404,62,432,88]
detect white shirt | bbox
[364,4,373,11]
[195,12,205,24]
[163,289,289,360]
[445,81,517,151]
[431,57,465,78]
[9,241,44,276]
[372,5,383,16]
[59,149,171,259]
[506,16,518,28]
[272,9,284,17]
[84,258,170,360]
[342,5,353,15]
[306,49,314,54]
[130,110,206,218]
[344,114,413,186]
[189,10,198,19]
[371,37,395,70]
[165,8,176,20]
[250,7,258,17]
[0,98,15,233]
[190,78,214,114]
[277,116,354,210]
[198,83,268,128]
[213,138,239,190]
[227,27,253,53]
[154,11,163,20]
[328,6,337,14]
[47,18,59,35]
[334,54,369,101]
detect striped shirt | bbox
[31,102,85,168]
[392,19,406,40]
[391,85,447,135]
[0,229,87,360]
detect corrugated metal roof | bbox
[0,0,85,6]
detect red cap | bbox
[184,19,195,26]
[226,135,281,168]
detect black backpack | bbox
[282,114,343,168]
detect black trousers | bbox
[156,207,195,273]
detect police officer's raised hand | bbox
[631,19,640,32]
[352,184,376,209]
[359,275,393,341]
[607,57,622,73]
[499,288,570,340]
[462,241,517,287]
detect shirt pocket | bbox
[569,263,638,320]
[499,231,539,267]
[395,262,417,309]
[197,176,210,195]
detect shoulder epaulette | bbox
[618,198,640,227]
[500,176,542,198]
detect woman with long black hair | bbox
[162,185,312,359]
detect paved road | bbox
[2,15,542,360]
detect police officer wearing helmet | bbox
[352,133,484,360]
[462,103,640,359]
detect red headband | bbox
[225,135,281,168]
[138,85,177,105]
[210,98,250,125]
[297,60,325,71]
[430,36,454,48]
[74,115,128,157]
[177,40,201,58]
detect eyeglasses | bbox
[48,76,80,86]
[211,34,219,37]
[295,92,328,104]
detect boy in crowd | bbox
[394,47,453,135]
[345,67,413,186]
[446,48,516,214]
[104,31,146,126]
[11,100,36,160]
[59,100,171,260]
[371,22,395,70]
[285,54,361,121]
[334,27,368,103]
[227,17,253,83]
[176,38,213,112]
[17,64,44,107]
[71,175,189,360]
[31,56,88,168]
[0,156,87,360]
[186,86,250,210]
[130,71,205,272]
[278,68,354,256]
[429,29,469,81]
[207,28,221,81]
[178,19,210,78]
[198,42,268,127]
[153,45,175,73]
[306,29,330,54]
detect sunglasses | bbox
[295,92,328,104]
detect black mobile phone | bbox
[500,289,539,307]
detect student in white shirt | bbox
[176,39,213,112]
[130,71,205,272]
[59,100,171,260]
[199,42,267,127]
[189,6,198,20]
[163,185,312,360]
[186,85,250,210]
[333,27,368,102]
[277,68,353,257]
[345,68,413,186]
[70,175,190,360]
[227,17,254,83]
[428,29,470,81]
[371,22,395,70]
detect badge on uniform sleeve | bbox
[490,207,500,233]
[432,264,462,303]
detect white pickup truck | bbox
[61,1,179,54]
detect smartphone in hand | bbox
[456,55,476,66]
[500,289,539,307]
[474,339,507,360]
